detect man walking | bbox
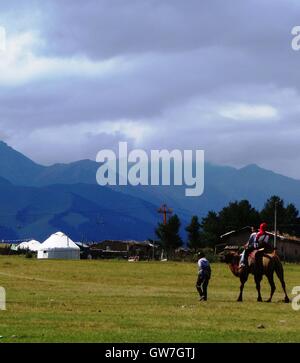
[196,251,211,301]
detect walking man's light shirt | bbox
[198,257,210,272]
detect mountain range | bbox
[0,140,300,242]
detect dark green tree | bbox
[200,200,260,248]
[200,211,222,247]
[283,203,299,225]
[219,200,260,231]
[155,214,183,256]
[259,196,300,228]
[260,196,285,226]
[185,216,202,251]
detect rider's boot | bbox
[239,251,247,268]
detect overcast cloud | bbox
[1,0,300,178]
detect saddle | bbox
[248,250,260,264]
[248,248,275,265]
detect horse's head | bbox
[220,248,244,277]
[221,246,240,265]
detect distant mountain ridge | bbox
[0,182,161,241]
[1,140,300,241]
[0,141,98,186]
[0,141,44,185]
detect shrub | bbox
[25,251,33,259]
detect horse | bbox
[222,247,290,303]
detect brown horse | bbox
[223,248,290,303]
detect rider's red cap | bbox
[259,223,267,232]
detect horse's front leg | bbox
[237,273,248,302]
[254,274,263,302]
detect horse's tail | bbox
[274,256,284,279]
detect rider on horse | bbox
[224,224,289,303]
[239,223,271,268]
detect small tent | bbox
[37,232,80,260]
[16,240,41,252]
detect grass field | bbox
[0,256,299,343]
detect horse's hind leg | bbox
[275,262,290,303]
[254,274,263,302]
[266,273,276,302]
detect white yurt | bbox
[17,240,41,252]
[37,232,80,260]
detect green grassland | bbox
[0,256,299,343]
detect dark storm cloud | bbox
[40,0,299,58]
[1,0,300,178]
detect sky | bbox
[0,0,300,178]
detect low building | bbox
[216,226,253,253]
[16,240,41,252]
[37,231,80,260]
[174,247,193,261]
[90,240,156,260]
[273,234,300,262]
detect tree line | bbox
[155,196,300,254]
